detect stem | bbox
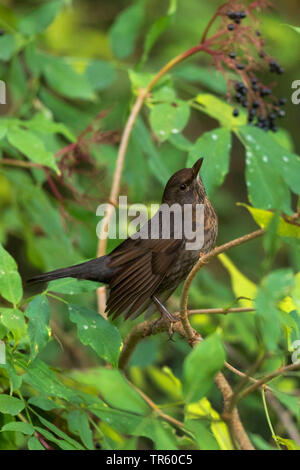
[261,387,281,450]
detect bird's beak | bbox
[192,158,203,179]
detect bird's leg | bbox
[151,295,177,339]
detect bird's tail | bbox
[27,255,112,284]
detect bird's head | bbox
[162,158,206,205]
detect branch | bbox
[0,158,45,169]
[179,229,264,342]
[238,362,300,400]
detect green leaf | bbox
[187,128,231,197]
[284,24,300,35]
[0,395,25,415]
[140,0,176,65]
[23,359,81,404]
[89,369,150,415]
[91,405,178,450]
[1,421,34,435]
[173,66,227,95]
[150,100,190,142]
[275,436,300,450]
[185,420,220,450]
[23,113,76,142]
[238,126,300,209]
[47,277,99,295]
[132,117,170,184]
[28,396,63,411]
[68,304,122,368]
[41,56,95,100]
[18,1,63,36]
[109,0,146,59]
[0,243,22,306]
[27,436,45,450]
[0,34,16,61]
[239,204,300,239]
[0,308,26,342]
[67,410,94,450]
[35,414,84,450]
[34,426,80,450]
[183,334,225,403]
[85,60,116,91]
[25,296,51,360]
[255,269,294,349]
[194,94,247,129]
[7,126,59,173]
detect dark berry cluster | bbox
[232,78,287,132]
[269,59,284,75]
[226,9,247,29]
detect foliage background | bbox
[0,0,299,450]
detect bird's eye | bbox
[180,183,186,190]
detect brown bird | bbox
[28,159,218,327]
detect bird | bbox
[27,158,218,328]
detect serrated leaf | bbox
[195,94,247,129]
[68,304,122,368]
[187,128,231,196]
[25,296,51,360]
[183,334,225,403]
[239,126,300,210]
[150,100,190,142]
[0,244,22,306]
[7,126,59,173]
[0,395,25,415]
[109,0,146,59]
[1,421,34,435]
[239,204,300,238]
[23,359,81,404]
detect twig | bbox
[0,158,44,169]
[239,363,300,400]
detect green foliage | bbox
[0,0,299,452]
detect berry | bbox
[256,30,261,36]
[227,11,235,19]
[228,24,235,31]
[277,109,286,118]
[252,100,260,108]
[233,108,239,117]
[236,63,245,70]
[235,92,242,102]
[279,98,287,106]
[260,87,271,97]
[0,29,4,36]
[240,11,247,19]
[234,18,241,24]
[252,84,259,92]
[229,52,236,59]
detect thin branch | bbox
[0,158,44,169]
[179,229,264,342]
[239,363,300,400]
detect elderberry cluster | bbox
[226,9,247,30]
[232,79,287,132]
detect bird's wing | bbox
[105,237,182,320]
